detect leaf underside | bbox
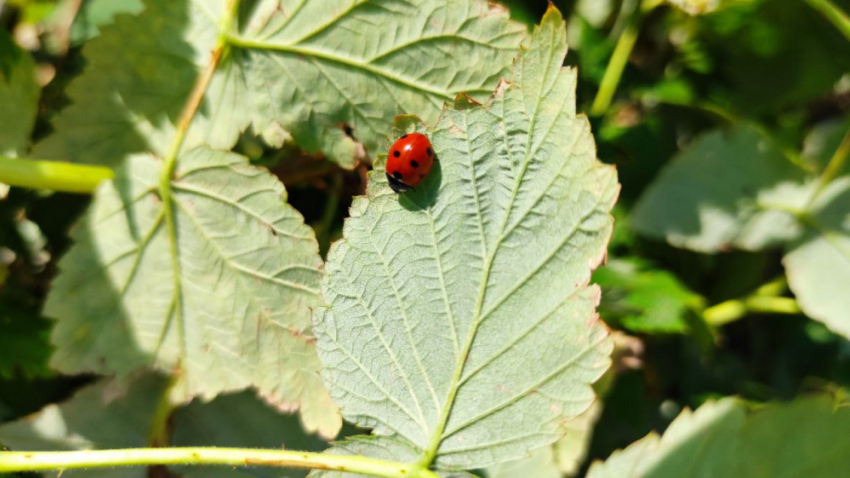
[34,0,527,167]
[315,7,617,471]
[45,147,339,437]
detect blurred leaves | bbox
[632,126,811,253]
[0,29,39,156]
[0,374,168,478]
[587,395,850,477]
[595,258,703,334]
[0,374,331,478]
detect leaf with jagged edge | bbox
[586,395,850,478]
[315,7,616,471]
[45,147,339,437]
[0,374,169,478]
[632,126,813,253]
[34,0,527,167]
[0,30,39,156]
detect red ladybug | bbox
[385,133,434,193]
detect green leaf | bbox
[45,146,339,437]
[0,30,39,156]
[0,301,52,379]
[484,401,602,478]
[552,400,602,476]
[784,176,850,339]
[172,391,329,478]
[594,258,703,334]
[315,7,616,470]
[586,395,850,478]
[34,0,527,167]
[0,374,169,478]
[632,126,812,253]
[485,447,560,478]
[69,0,146,44]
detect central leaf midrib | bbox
[419,23,560,466]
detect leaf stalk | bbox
[590,0,659,116]
[804,0,850,41]
[0,156,113,193]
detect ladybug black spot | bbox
[426,147,433,156]
[401,134,408,139]
[393,150,400,158]
[392,171,403,180]
[410,160,419,168]
[419,174,424,179]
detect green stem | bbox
[704,295,800,326]
[147,378,178,448]
[0,156,113,194]
[0,448,440,478]
[804,0,850,41]
[806,127,850,209]
[590,0,658,116]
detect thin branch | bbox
[0,448,440,478]
[804,0,850,41]
[0,156,113,193]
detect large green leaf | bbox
[586,395,850,478]
[45,147,339,437]
[0,30,39,156]
[632,126,812,253]
[0,375,169,478]
[315,8,616,470]
[34,0,527,167]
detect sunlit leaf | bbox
[34,0,527,167]
[45,147,339,437]
[784,176,850,340]
[315,7,616,470]
[632,126,812,252]
[586,395,850,478]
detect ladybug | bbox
[385,133,434,193]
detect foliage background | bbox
[0,0,849,476]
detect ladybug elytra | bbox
[385,133,434,193]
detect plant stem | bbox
[590,0,659,116]
[0,156,113,193]
[147,378,178,447]
[0,448,440,478]
[704,296,800,326]
[804,0,850,41]
[806,127,850,209]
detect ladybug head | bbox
[386,173,414,193]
